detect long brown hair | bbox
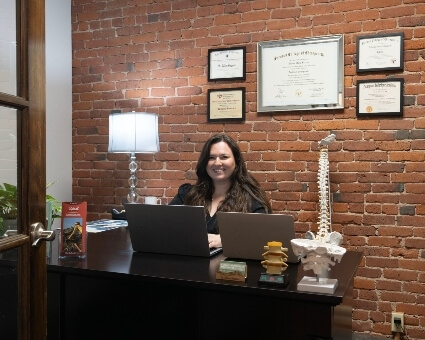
[184,134,272,213]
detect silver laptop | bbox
[217,212,300,263]
[124,203,222,257]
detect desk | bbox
[46,227,361,340]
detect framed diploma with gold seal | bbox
[208,46,246,81]
[356,78,404,117]
[356,32,404,73]
[207,87,245,123]
[257,35,344,112]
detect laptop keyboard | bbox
[210,247,222,256]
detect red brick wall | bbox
[71,1,425,338]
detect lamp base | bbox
[127,192,139,203]
[128,152,139,203]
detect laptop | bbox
[217,212,300,263]
[124,203,222,257]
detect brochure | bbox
[59,202,87,258]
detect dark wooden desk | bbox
[46,227,362,340]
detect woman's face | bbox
[206,141,236,185]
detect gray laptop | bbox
[217,212,300,263]
[124,203,222,257]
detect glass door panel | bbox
[0,107,18,236]
[0,261,17,337]
[0,0,17,96]
[0,106,18,338]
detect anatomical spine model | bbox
[291,134,346,277]
[311,134,337,243]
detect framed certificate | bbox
[208,46,246,81]
[356,32,404,73]
[356,78,404,117]
[257,35,344,112]
[207,87,245,123]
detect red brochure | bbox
[59,202,87,258]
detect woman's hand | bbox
[208,233,222,248]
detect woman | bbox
[169,133,272,248]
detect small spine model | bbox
[261,241,288,275]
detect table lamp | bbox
[108,111,159,203]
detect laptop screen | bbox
[125,203,221,257]
[217,212,300,263]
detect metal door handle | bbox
[2,229,18,237]
[31,222,56,247]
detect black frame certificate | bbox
[356,78,404,117]
[207,87,245,122]
[257,35,344,112]
[208,46,246,81]
[356,32,404,72]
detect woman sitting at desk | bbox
[169,133,271,248]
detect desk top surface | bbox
[48,226,362,304]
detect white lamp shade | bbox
[108,112,159,153]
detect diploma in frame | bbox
[257,35,344,112]
[208,46,246,81]
[356,32,404,73]
[207,87,245,123]
[356,78,404,117]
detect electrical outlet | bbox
[391,312,404,332]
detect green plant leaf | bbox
[0,182,62,230]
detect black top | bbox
[169,183,267,234]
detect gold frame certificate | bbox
[356,79,404,117]
[207,88,245,122]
